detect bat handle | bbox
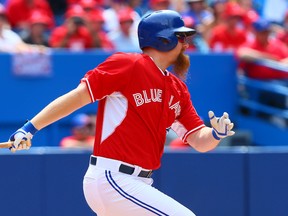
[0,140,32,149]
[0,141,14,148]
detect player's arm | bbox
[186,127,220,152]
[30,82,91,130]
[187,111,235,152]
[9,82,91,152]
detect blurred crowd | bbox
[60,113,96,149]
[1,0,287,148]
[0,0,287,56]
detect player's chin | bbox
[173,52,190,80]
[179,46,189,56]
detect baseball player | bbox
[9,10,235,216]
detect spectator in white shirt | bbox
[108,8,140,52]
[103,0,140,33]
[0,3,47,53]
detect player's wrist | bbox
[212,129,221,140]
[22,120,38,136]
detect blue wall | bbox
[1,147,288,216]
[0,51,238,146]
[1,51,288,215]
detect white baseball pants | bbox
[83,156,196,216]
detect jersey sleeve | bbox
[171,82,205,143]
[81,53,133,102]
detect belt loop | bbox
[133,166,142,176]
[90,156,97,165]
[147,170,153,178]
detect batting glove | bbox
[208,111,235,140]
[9,121,38,152]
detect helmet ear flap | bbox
[158,37,170,45]
[156,35,178,51]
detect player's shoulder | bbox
[169,72,186,83]
[95,52,144,72]
[107,52,144,64]
[168,72,189,90]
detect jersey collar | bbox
[147,55,170,76]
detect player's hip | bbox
[83,156,196,216]
[83,158,155,215]
[85,155,153,180]
[83,168,195,216]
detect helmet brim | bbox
[174,26,196,36]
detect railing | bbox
[238,75,288,118]
[236,59,288,146]
[238,58,288,119]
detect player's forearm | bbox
[186,127,220,152]
[237,47,279,61]
[30,83,91,130]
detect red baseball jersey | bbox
[81,52,205,169]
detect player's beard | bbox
[172,50,190,81]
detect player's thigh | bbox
[83,175,106,215]
[132,180,196,216]
[84,170,196,216]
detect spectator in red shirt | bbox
[276,10,288,46]
[236,0,259,29]
[5,0,54,31]
[169,137,190,149]
[67,0,103,7]
[209,2,248,52]
[21,9,52,46]
[60,113,95,149]
[148,0,170,12]
[79,0,103,14]
[237,18,288,79]
[49,5,93,51]
[85,10,114,49]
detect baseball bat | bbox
[0,139,31,149]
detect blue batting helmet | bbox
[138,10,196,52]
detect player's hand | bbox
[9,121,38,152]
[208,111,235,140]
